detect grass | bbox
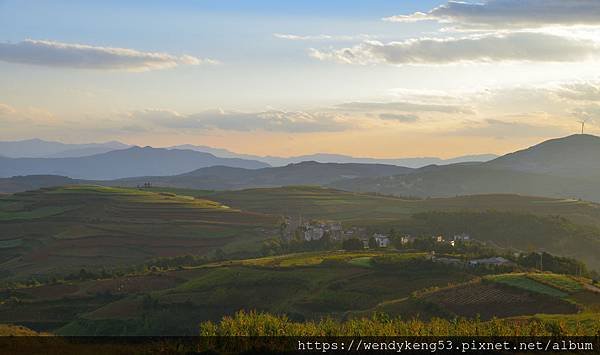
[348,257,373,268]
[208,251,385,268]
[528,273,584,293]
[487,274,569,298]
[0,206,74,221]
[207,186,600,228]
[0,250,474,335]
[0,186,278,281]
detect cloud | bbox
[384,0,600,29]
[274,33,377,42]
[336,101,474,114]
[128,109,355,133]
[0,103,16,116]
[378,113,419,123]
[571,105,600,124]
[310,32,600,65]
[555,82,600,102]
[450,118,568,138]
[0,39,218,71]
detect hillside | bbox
[330,164,600,202]
[2,185,600,274]
[0,175,82,194]
[109,162,413,190]
[205,186,600,269]
[0,186,277,281]
[0,251,477,335]
[1,250,598,336]
[331,135,600,203]
[486,134,600,178]
[0,147,270,180]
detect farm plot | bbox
[487,274,568,298]
[527,274,584,293]
[426,281,578,319]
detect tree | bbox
[214,248,226,261]
[343,238,364,251]
[368,236,378,249]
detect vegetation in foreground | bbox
[200,310,600,336]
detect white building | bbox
[373,233,391,248]
[469,257,513,267]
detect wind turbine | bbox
[578,120,586,135]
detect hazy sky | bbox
[1,0,600,158]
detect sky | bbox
[1,0,600,158]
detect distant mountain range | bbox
[1,135,599,202]
[0,139,129,158]
[1,139,497,168]
[170,144,498,168]
[0,147,269,180]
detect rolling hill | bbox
[108,161,414,190]
[330,135,600,202]
[0,147,270,180]
[330,164,600,202]
[0,186,278,281]
[485,134,600,178]
[1,250,598,336]
[0,175,82,194]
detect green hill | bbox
[2,250,598,336]
[0,186,277,281]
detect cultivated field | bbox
[0,186,278,281]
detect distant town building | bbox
[453,233,471,242]
[434,257,463,265]
[469,257,513,267]
[400,235,415,245]
[372,233,391,248]
[280,216,344,242]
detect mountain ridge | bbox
[0,146,269,180]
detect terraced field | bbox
[487,274,569,298]
[0,186,278,281]
[206,187,600,227]
[528,273,584,293]
[424,281,577,319]
[204,187,600,270]
[0,251,473,335]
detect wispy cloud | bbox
[0,39,218,71]
[378,113,419,123]
[128,109,356,133]
[384,0,600,29]
[0,103,17,116]
[336,101,474,114]
[449,118,569,139]
[555,82,600,102]
[274,33,378,42]
[310,32,600,65]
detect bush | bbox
[342,238,364,251]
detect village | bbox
[280,217,515,267]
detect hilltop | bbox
[486,134,600,178]
[331,134,600,202]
